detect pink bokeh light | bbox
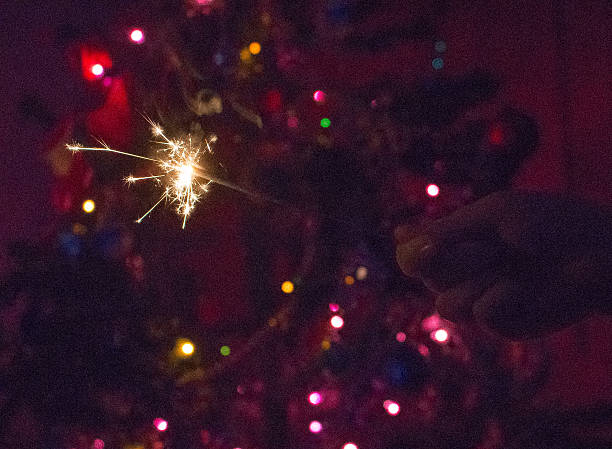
[330,315,344,329]
[309,420,323,433]
[313,90,326,103]
[154,418,168,431]
[130,28,145,44]
[308,391,322,405]
[432,328,449,343]
[426,183,440,197]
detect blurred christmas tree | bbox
[0,1,558,449]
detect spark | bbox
[67,120,217,228]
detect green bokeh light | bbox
[320,118,331,128]
[220,345,231,356]
[432,57,444,70]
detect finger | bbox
[472,273,594,340]
[419,239,507,291]
[395,192,507,277]
[435,273,500,322]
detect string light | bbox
[383,400,400,416]
[181,341,195,355]
[281,280,294,294]
[309,420,323,433]
[153,418,168,432]
[330,315,344,329]
[355,266,368,280]
[313,90,326,103]
[91,63,104,77]
[308,391,322,405]
[248,42,261,55]
[432,57,444,70]
[129,28,145,44]
[82,199,95,213]
[432,328,449,343]
[426,184,440,197]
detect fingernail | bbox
[396,235,433,277]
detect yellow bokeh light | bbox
[181,342,195,355]
[82,199,95,213]
[281,280,294,294]
[268,317,278,327]
[344,275,355,286]
[249,42,262,55]
[240,47,252,62]
[321,340,331,350]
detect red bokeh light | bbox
[426,184,440,197]
[80,46,112,81]
[330,315,344,329]
[395,331,407,343]
[329,303,340,312]
[488,123,505,145]
[93,439,105,449]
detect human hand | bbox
[396,191,612,339]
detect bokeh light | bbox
[321,340,331,350]
[426,184,440,197]
[330,315,344,329]
[249,42,261,55]
[434,40,447,52]
[239,48,251,62]
[432,328,449,343]
[220,345,231,356]
[313,90,326,103]
[287,116,299,128]
[281,280,294,294]
[153,418,168,432]
[130,28,144,44]
[91,64,104,77]
[395,331,407,343]
[344,275,355,285]
[488,124,505,145]
[93,439,105,449]
[355,266,368,280]
[181,341,195,355]
[82,199,96,213]
[320,118,331,128]
[329,303,340,312]
[309,420,323,433]
[384,400,400,415]
[343,443,358,449]
[432,57,444,70]
[308,391,322,405]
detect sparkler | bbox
[67,119,218,228]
